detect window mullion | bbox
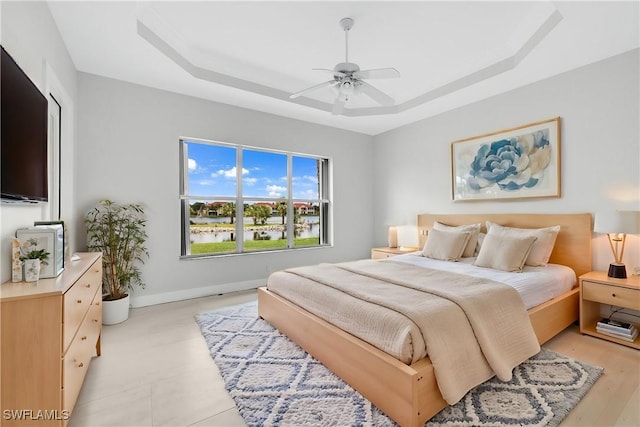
[286,154,293,249]
[236,148,244,253]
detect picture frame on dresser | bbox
[16,225,64,279]
[451,117,561,202]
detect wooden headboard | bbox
[417,213,592,277]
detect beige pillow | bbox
[432,222,481,258]
[422,229,471,261]
[474,234,537,272]
[486,221,560,267]
[474,232,486,256]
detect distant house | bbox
[293,203,313,215]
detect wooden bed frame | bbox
[258,213,592,427]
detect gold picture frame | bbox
[451,117,561,201]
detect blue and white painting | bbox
[452,118,560,201]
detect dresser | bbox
[1,252,102,426]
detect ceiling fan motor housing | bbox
[333,62,360,76]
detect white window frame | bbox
[179,137,332,258]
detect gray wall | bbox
[372,49,640,273]
[76,73,374,306]
[0,1,78,282]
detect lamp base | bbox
[608,263,627,279]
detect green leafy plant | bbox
[19,238,50,264]
[85,199,148,301]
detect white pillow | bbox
[432,222,481,258]
[474,234,537,272]
[486,221,560,267]
[422,229,471,261]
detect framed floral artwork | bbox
[451,117,561,201]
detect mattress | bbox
[390,252,577,309]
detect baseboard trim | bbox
[129,279,263,308]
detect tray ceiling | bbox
[47,1,639,135]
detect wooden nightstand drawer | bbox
[582,281,640,310]
[371,247,418,260]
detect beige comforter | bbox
[267,259,540,404]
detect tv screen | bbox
[1,45,48,202]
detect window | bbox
[180,138,331,257]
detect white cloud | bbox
[266,184,287,197]
[213,166,249,178]
[188,158,197,171]
[296,189,317,199]
[244,177,258,186]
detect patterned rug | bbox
[195,301,602,427]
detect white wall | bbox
[75,73,373,306]
[0,1,78,282]
[373,49,640,273]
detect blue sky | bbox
[186,141,319,199]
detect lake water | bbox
[190,216,319,243]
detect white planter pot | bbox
[102,294,130,325]
[23,259,41,282]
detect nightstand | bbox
[371,247,419,260]
[579,271,640,349]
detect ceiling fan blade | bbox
[331,97,346,115]
[353,68,400,80]
[358,81,395,106]
[312,68,347,78]
[290,80,339,99]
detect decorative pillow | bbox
[474,232,486,256]
[474,234,537,272]
[422,229,471,261]
[432,222,482,258]
[486,221,560,267]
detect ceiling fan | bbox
[290,17,400,115]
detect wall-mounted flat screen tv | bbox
[1,45,48,202]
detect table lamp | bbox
[594,211,640,278]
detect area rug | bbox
[195,301,602,427]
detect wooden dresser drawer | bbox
[63,259,102,352]
[582,281,640,310]
[62,292,101,415]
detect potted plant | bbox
[19,238,50,282]
[85,199,148,325]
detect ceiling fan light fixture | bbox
[289,17,400,115]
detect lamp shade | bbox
[594,211,640,235]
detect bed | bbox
[258,213,592,427]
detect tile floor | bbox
[68,289,639,426]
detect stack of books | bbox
[596,318,639,342]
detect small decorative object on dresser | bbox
[579,271,640,349]
[16,226,64,279]
[18,237,50,282]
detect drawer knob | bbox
[85,284,91,288]
[81,336,87,341]
[77,299,82,304]
[93,319,99,323]
[77,362,84,368]
[612,293,616,298]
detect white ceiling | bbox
[47,1,639,136]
